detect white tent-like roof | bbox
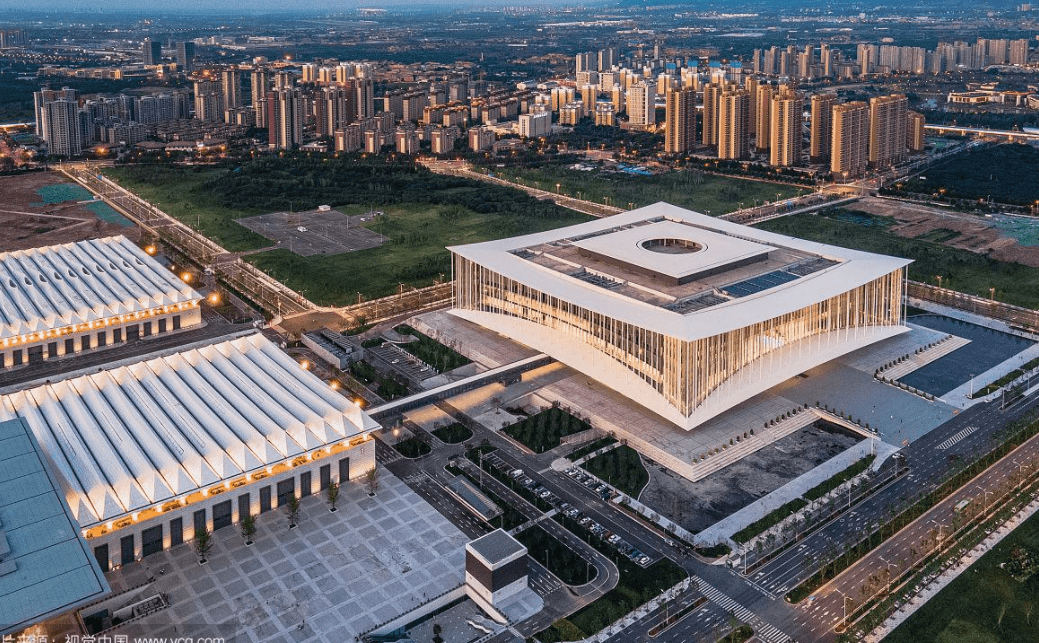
[449,203,912,342]
[0,334,380,527]
[0,235,199,342]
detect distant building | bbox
[176,41,196,72]
[769,89,803,167]
[717,88,750,160]
[831,101,870,179]
[468,125,495,151]
[34,87,77,140]
[267,88,304,150]
[869,94,908,169]
[142,38,162,65]
[595,102,615,127]
[335,125,362,153]
[431,126,459,154]
[518,110,551,138]
[0,29,28,49]
[41,98,81,157]
[626,81,655,129]
[702,82,723,147]
[395,127,419,154]
[754,82,774,152]
[907,110,926,153]
[194,79,223,123]
[664,88,695,154]
[810,93,838,163]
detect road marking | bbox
[699,583,794,643]
[937,425,977,450]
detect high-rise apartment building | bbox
[1010,39,1030,65]
[907,111,926,153]
[754,82,774,151]
[176,41,195,72]
[598,47,618,72]
[626,81,655,129]
[869,94,908,168]
[702,82,723,147]
[810,93,838,163]
[831,101,870,179]
[769,89,802,167]
[221,69,242,112]
[267,89,304,150]
[34,87,77,140]
[0,29,28,49]
[316,86,357,138]
[193,79,223,122]
[717,88,750,160]
[142,39,162,65]
[576,52,595,73]
[42,98,82,157]
[664,88,696,154]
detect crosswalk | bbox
[699,583,793,643]
[937,425,978,450]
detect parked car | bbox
[578,516,592,526]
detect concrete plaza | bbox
[91,472,468,643]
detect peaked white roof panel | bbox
[0,236,201,341]
[0,334,378,527]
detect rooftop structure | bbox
[0,333,380,533]
[0,236,202,370]
[450,203,911,430]
[0,418,110,636]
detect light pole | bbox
[835,588,851,629]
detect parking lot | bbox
[478,450,654,568]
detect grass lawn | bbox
[105,160,590,304]
[882,509,1039,643]
[756,211,1039,310]
[103,165,273,252]
[486,165,807,215]
[503,407,592,453]
[431,422,473,444]
[890,144,1039,207]
[246,201,586,303]
[581,446,649,498]
[515,524,597,586]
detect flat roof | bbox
[0,236,200,342]
[0,333,380,528]
[466,528,526,567]
[0,418,110,635]
[572,219,775,281]
[449,203,911,341]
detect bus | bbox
[954,498,973,514]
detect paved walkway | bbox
[80,472,469,643]
[941,341,1039,409]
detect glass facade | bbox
[454,254,905,418]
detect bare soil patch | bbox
[0,172,139,252]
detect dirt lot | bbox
[640,421,861,535]
[851,197,1039,267]
[0,171,140,252]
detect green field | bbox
[882,509,1039,643]
[103,165,273,252]
[105,160,589,303]
[889,144,1039,207]
[756,211,1039,310]
[484,164,807,215]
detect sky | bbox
[0,0,579,13]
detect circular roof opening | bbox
[641,238,704,254]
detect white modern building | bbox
[450,203,910,431]
[0,333,380,571]
[0,236,202,370]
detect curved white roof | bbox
[449,202,911,341]
[0,236,199,342]
[0,334,380,527]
